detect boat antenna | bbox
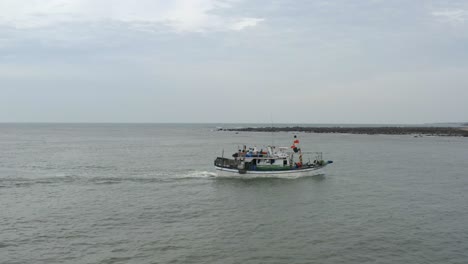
[270,112,274,146]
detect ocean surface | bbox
[1,123,467,264]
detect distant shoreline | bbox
[222,126,468,137]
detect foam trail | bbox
[182,171,218,179]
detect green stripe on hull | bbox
[255,166,293,171]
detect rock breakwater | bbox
[223,126,468,137]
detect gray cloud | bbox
[1,0,467,123]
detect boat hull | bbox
[215,166,325,178]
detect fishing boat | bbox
[214,135,333,177]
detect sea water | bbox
[1,124,467,264]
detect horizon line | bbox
[0,121,466,125]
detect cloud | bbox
[0,0,263,32]
[229,17,264,31]
[432,8,468,25]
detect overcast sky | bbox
[1,0,467,124]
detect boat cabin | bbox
[215,145,324,172]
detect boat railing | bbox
[229,151,323,161]
[299,152,323,159]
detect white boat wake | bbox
[181,171,218,179]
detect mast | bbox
[270,112,274,146]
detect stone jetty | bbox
[222,126,468,137]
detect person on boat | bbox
[291,135,300,153]
[252,159,257,170]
